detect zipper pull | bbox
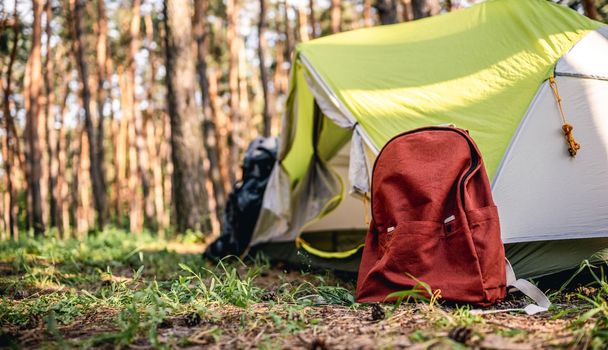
[444,215,455,236]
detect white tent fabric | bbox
[555,26,608,80]
[493,28,608,243]
[493,76,608,243]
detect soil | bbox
[0,241,592,349]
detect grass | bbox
[0,230,357,348]
[1,230,608,349]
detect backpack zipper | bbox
[459,138,480,209]
[370,126,481,226]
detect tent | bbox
[250,0,608,279]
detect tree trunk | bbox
[445,0,452,12]
[582,0,600,20]
[375,0,398,25]
[68,127,79,234]
[273,2,289,97]
[400,0,413,21]
[237,40,251,142]
[330,0,341,34]
[116,69,130,227]
[227,0,240,183]
[160,110,173,225]
[273,38,287,95]
[75,128,92,236]
[43,0,61,230]
[411,0,440,19]
[143,14,164,234]
[258,0,272,137]
[163,0,212,233]
[70,0,108,229]
[207,68,231,195]
[95,0,110,212]
[308,0,317,38]
[56,76,71,237]
[282,1,294,73]
[1,7,20,239]
[24,0,45,234]
[126,0,145,233]
[296,5,309,42]
[194,0,226,217]
[363,0,373,27]
[39,28,50,232]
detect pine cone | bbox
[370,303,385,321]
[184,312,201,327]
[261,290,277,301]
[448,326,472,344]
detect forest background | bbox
[1,0,607,241]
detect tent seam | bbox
[554,72,608,81]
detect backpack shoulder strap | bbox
[505,259,551,315]
[472,259,551,315]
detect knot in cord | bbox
[549,74,580,157]
[562,123,581,157]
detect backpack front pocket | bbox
[384,221,443,280]
[380,220,486,303]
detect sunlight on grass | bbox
[2,231,608,348]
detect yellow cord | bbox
[549,75,580,157]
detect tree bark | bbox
[25,0,45,234]
[227,0,240,183]
[143,14,164,234]
[75,128,92,236]
[273,37,287,95]
[445,0,452,12]
[126,0,145,233]
[56,74,71,237]
[116,68,129,227]
[400,0,413,22]
[237,40,251,141]
[163,0,212,233]
[282,1,294,70]
[308,0,317,38]
[39,3,52,229]
[1,6,20,239]
[375,0,398,25]
[582,0,600,20]
[296,5,309,42]
[411,0,440,19]
[70,0,108,229]
[95,0,110,211]
[160,110,173,225]
[258,0,272,137]
[207,68,231,195]
[330,0,341,34]
[44,0,61,230]
[363,0,373,27]
[194,0,226,217]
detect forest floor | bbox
[0,231,606,349]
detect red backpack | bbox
[356,126,506,306]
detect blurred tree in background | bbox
[0,0,606,239]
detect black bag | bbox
[204,137,277,260]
